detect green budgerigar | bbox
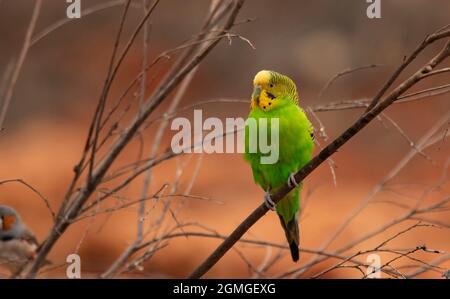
[244,70,314,262]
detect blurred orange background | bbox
[0,0,449,278]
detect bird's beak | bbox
[252,85,262,104]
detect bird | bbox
[244,70,314,262]
[0,205,40,275]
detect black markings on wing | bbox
[309,124,315,141]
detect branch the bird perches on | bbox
[188,28,450,279]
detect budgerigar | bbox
[244,70,314,262]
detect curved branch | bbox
[0,179,55,222]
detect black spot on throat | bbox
[267,92,276,100]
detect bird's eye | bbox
[269,83,274,88]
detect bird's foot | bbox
[264,190,276,211]
[287,172,299,188]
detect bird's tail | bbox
[278,214,299,262]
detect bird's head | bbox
[251,70,299,112]
[0,205,23,240]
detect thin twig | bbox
[0,0,42,129]
[0,179,55,222]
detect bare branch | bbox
[0,0,42,129]
[318,64,381,100]
[24,0,246,278]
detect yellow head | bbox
[251,70,299,112]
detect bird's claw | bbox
[287,173,299,188]
[264,190,276,211]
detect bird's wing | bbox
[20,226,39,247]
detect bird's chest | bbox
[251,111,310,159]
[0,239,36,261]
